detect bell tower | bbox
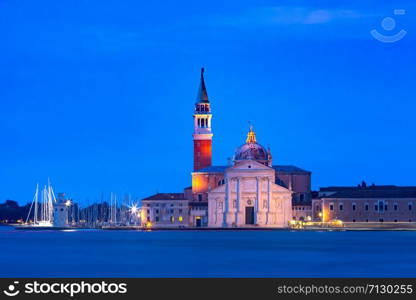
[193,68,213,171]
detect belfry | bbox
[193,68,213,171]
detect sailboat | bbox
[24,180,57,227]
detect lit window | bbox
[179,216,183,222]
[170,216,175,223]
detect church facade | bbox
[141,68,311,228]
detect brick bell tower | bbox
[193,68,213,171]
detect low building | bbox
[313,184,416,223]
[53,193,70,228]
[292,204,313,221]
[141,193,189,228]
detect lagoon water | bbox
[0,226,415,277]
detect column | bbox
[255,176,260,224]
[266,176,271,224]
[235,177,241,225]
[223,178,229,227]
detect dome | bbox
[234,126,272,166]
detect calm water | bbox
[0,226,415,277]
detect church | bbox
[141,69,312,228]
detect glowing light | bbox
[179,216,183,222]
[145,221,152,228]
[129,203,138,214]
[65,200,71,207]
[246,125,257,143]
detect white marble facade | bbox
[208,160,292,228]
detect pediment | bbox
[229,160,272,171]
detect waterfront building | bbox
[292,204,313,221]
[313,183,416,223]
[141,193,189,228]
[141,68,311,228]
[207,137,292,227]
[53,193,70,228]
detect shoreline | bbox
[7,224,416,231]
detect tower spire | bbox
[193,67,213,171]
[196,67,209,103]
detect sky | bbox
[1,0,415,205]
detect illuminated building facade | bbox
[313,184,416,223]
[207,129,292,227]
[141,68,311,228]
[141,193,189,228]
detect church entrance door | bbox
[196,218,202,227]
[245,207,255,225]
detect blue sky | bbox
[1,0,415,204]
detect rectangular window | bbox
[365,204,369,211]
[198,194,203,202]
[384,205,388,211]
[155,209,159,214]
[352,204,356,211]
[155,217,159,222]
[394,204,398,211]
[409,204,413,211]
[329,204,334,211]
[339,204,343,211]
[374,204,378,211]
